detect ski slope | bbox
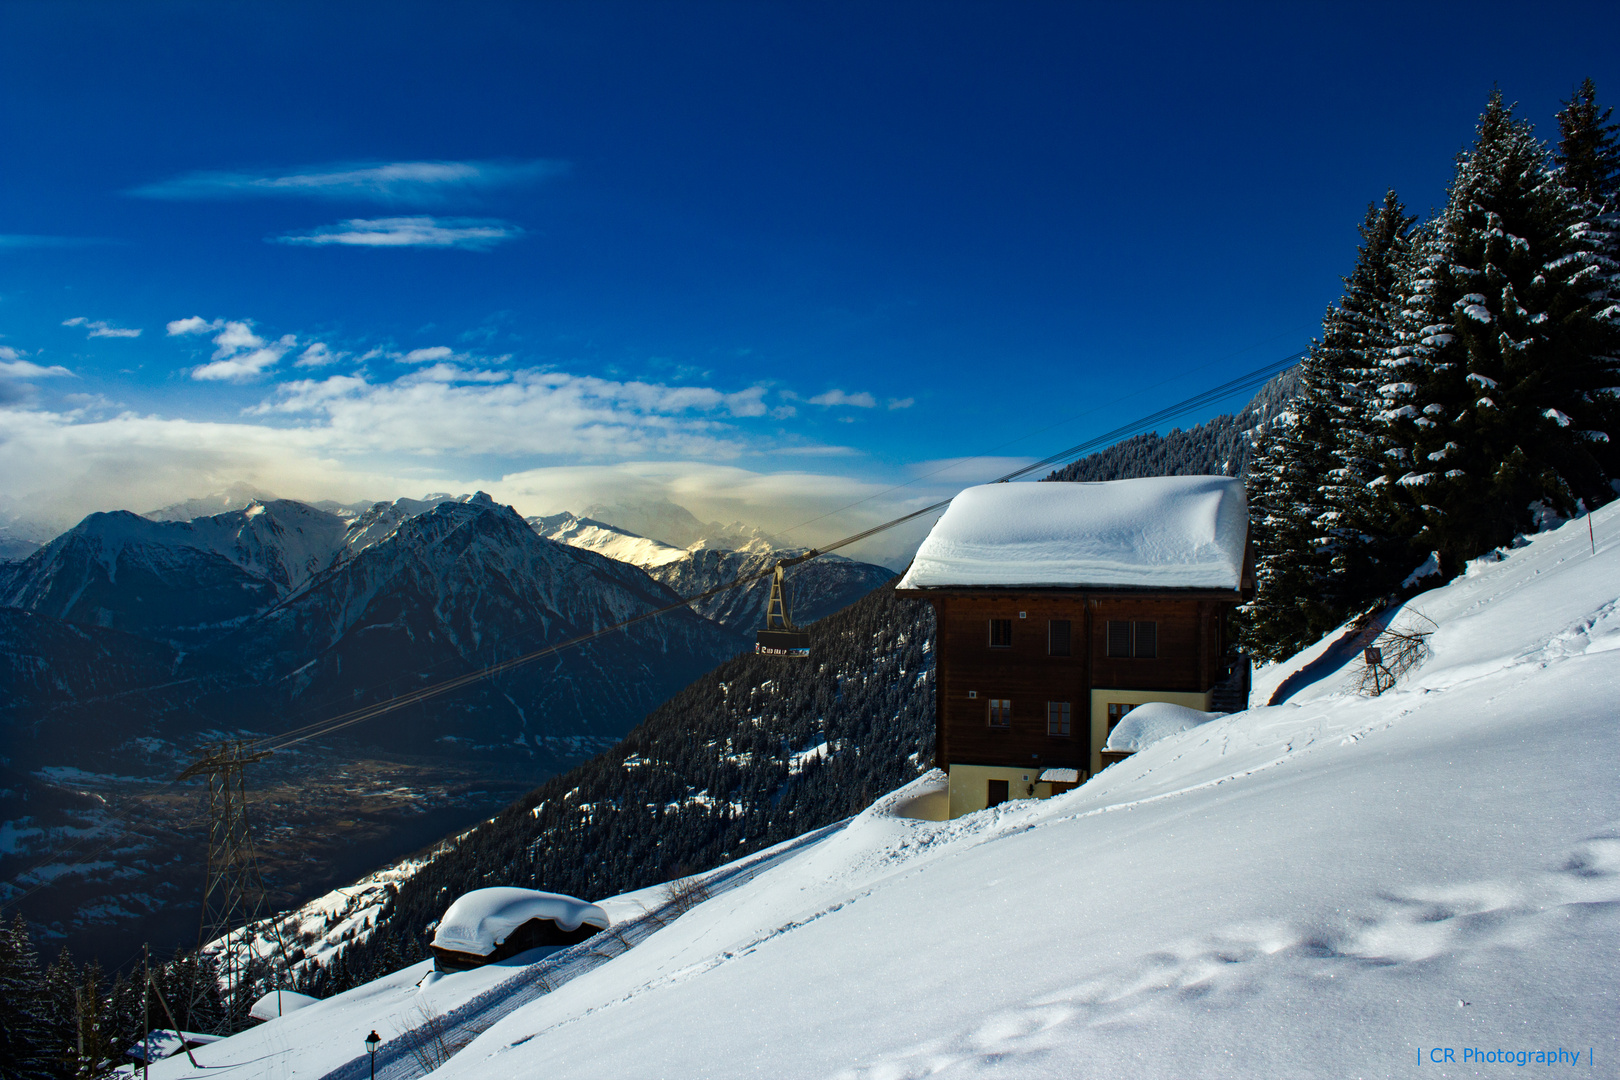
[143,506,1619,1079]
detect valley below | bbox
[1,736,577,966]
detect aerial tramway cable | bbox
[0,349,1302,908]
[253,346,1305,747]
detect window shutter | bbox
[1106,620,1132,657]
[1048,619,1071,656]
[1134,621,1158,658]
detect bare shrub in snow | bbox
[1358,613,1435,695]
[660,874,711,917]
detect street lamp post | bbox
[366,1030,381,1080]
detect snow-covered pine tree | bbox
[1373,91,1620,576]
[1555,78,1620,208]
[1240,192,1416,661]
[1315,192,1419,605]
[40,948,81,1076]
[0,916,55,1080]
[1240,390,1334,661]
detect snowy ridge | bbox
[142,504,1620,1078]
[527,513,689,569]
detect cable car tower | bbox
[755,552,815,657]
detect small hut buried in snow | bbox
[429,887,610,972]
[896,476,1253,818]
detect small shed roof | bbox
[895,476,1248,591]
[248,989,321,1023]
[431,887,609,958]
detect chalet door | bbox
[987,779,1009,807]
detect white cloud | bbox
[173,318,295,382]
[129,160,566,204]
[0,407,421,527]
[275,217,523,250]
[887,397,915,410]
[211,321,266,358]
[401,346,456,363]
[1,359,74,378]
[295,342,343,368]
[809,389,877,408]
[63,317,141,339]
[168,316,223,336]
[489,461,941,567]
[252,366,766,458]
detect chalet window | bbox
[1047,701,1071,737]
[1048,619,1071,656]
[986,779,1009,807]
[989,619,1012,648]
[1107,702,1135,732]
[987,698,1011,728]
[1105,620,1158,658]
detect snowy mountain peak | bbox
[528,513,689,569]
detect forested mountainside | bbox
[1044,365,1301,484]
[292,579,931,996]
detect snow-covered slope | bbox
[527,513,689,569]
[142,505,1620,1078]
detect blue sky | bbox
[2,1,1617,562]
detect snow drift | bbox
[1103,699,1220,752]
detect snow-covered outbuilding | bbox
[429,887,610,972]
[896,476,1253,817]
[248,988,321,1023]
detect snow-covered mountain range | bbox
[0,490,895,960]
[148,491,1620,1080]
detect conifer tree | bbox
[1555,78,1620,208]
[40,948,82,1077]
[1241,192,1417,660]
[1374,91,1620,576]
[0,916,54,1080]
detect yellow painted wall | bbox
[1088,688,1213,775]
[946,763,1054,818]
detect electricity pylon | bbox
[179,740,274,1028]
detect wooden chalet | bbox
[896,476,1253,818]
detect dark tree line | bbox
[1241,82,1620,660]
[0,916,245,1080]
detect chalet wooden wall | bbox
[924,591,1235,774]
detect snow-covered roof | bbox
[1104,701,1221,753]
[1038,768,1079,783]
[895,476,1248,591]
[128,1031,222,1063]
[431,887,609,957]
[249,989,321,1022]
